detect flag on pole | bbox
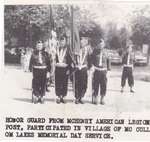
[70,5,80,65]
[73,24,80,56]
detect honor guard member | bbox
[29,41,51,104]
[74,35,92,104]
[55,35,71,104]
[121,40,135,93]
[90,39,108,105]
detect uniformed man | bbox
[29,41,51,104]
[90,39,108,105]
[74,35,92,104]
[55,35,71,104]
[121,40,135,93]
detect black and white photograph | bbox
[1,0,150,141]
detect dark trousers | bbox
[92,70,107,96]
[121,66,134,87]
[55,66,68,97]
[75,68,87,99]
[32,68,47,97]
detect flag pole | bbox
[71,5,74,50]
[49,5,53,32]
[70,5,75,97]
[48,5,52,48]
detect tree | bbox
[118,27,128,49]
[105,22,121,49]
[131,5,150,47]
[5,5,103,48]
[5,5,53,48]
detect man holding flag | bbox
[74,33,92,104]
[69,11,92,104]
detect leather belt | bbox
[33,66,47,69]
[123,64,133,68]
[56,63,67,67]
[76,64,87,70]
[94,66,107,71]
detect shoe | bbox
[56,98,61,104]
[100,96,105,105]
[40,97,44,104]
[75,99,79,104]
[92,96,94,104]
[79,99,84,104]
[38,96,41,103]
[60,98,66,104]
[120,87,124,93]
[130,89,135,93]
[33,95,38,104]
[92,96,98,105]
[100,100,105,105]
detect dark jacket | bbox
[73,45,93,70]
[55,46,70,64]
[55,46,74,74]
[89,48,108,70]
[122,52,135,65]
[29,50,51,72]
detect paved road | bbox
[1,65,150,141]
[0,65,150,116]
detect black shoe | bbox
[92,96,98,105]
[56,98,61,104]
[130,89,135,93]
[33,95,38,104]
[38,97,41,103]
[92,96,95,104]
[60,98,66,104]
[100,100,105,105]
[100,96,105,105]
[40,97,44,104]
[75,99,79,104]
[79,99,84,104]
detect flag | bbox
[73,24,80,55]
[69,6,80,65]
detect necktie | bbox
[57,47,67,63]
[127,53,130,65]
[39,52,42,64]
[79,48,87,65]
[79,49,83,65]
[99,52,103,66]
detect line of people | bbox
[29,34,135,104]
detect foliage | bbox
[5,5,103,48]
[131,5,150,46]
[105,22,126,50]
[5,5,51,47]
